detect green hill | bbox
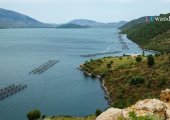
[119,17,146,30]
[121,13,170,53]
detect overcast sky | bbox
[0,0,170,23]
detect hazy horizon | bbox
[0,0,170,24]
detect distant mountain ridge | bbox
[68,19,105,27]
[0,8,55,28]
[68,19,127,28]
[0,8,127,28]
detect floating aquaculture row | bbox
[0,84,27,100]
[80,51,121,57]
[29,60,59,75]
[118,33,129,50]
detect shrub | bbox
[155,53,160,57]
[129,76,145,85]
[42,115,46,119]
[147,55,155,67]
[95,109,102,116]
[111,100,127,109]
[27,109,41,120]
[136,56,142,62]
[110,61,113,64]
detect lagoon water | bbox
[0,28,147,120]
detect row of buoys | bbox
[29,60,59,75]
[0,84,27,100]
[80,51,121,57]
[118,33,129,50]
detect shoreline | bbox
[138,45,160,54]
[123,34,160,55]
[77,33,161,107]
[78,65,112,105]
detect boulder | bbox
[96,108,122,120]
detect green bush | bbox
[136,56,142,62]
[106,63,112,69]
[95,109,102,116]
[27,109,41,120]
[111,100,127,109]
[128,111,163,120]
[129,76,145,85]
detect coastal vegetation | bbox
[80,54,170,108]
[44,116,96,120]
[27,109,96,120]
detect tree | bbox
[27,109,41,120]
[136,56,142,62]
[142,51,145,56]
[106,63,112,70]
[147,55,155,68]
[95,109,102,116]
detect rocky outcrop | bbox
[96,89,170,120]
[160,89,170,103]
[160,89,170,120]
[123,99,167,119]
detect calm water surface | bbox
[0,28,147,120]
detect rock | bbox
[122,99,167,119]
[160,89,170,103]
[96,89,170,120]
[96,108,122,120]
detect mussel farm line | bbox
[29,60,59,75]
[118,33,129,50]
[0,84,27,100]
[80,51,121,58]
